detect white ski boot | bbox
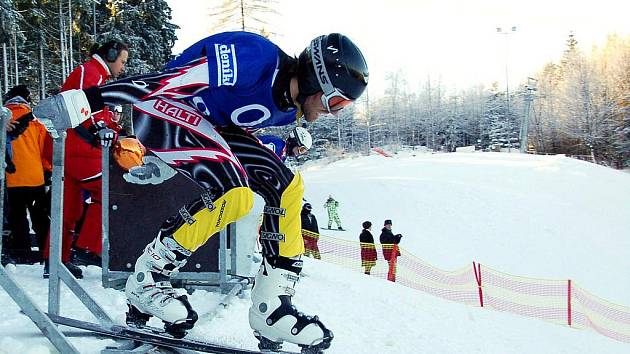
[249,256,333,353]
[125,235,198,338]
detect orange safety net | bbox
[303,231,630,344]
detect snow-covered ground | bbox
[1,151,629,353]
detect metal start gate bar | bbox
[0,102,82,353]
[0,103,246,353]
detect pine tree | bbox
[95,0,177,75]
[0,0,20,44]
[0,0,23,95]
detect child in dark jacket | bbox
[359,221,377,274]
[301,203,321,259]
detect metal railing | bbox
[0,103,246,352]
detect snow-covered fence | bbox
[307,233,630,344]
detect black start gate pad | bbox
[108,161,219,273]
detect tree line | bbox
[0,0,176,100]
[301,34,629,169]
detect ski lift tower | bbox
[520,77,537,153]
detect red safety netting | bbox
[303,231,630,344]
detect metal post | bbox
[92,0,101,38]
[337,115,342,150]
[59,0,67,79]
[3,43,8,92]
[497,26,516,151]
[48,132,113,323]
[229,223,237,275]
[48,133,66,315]
[0,87,80,354]
[39,33,46,99]
[13,31,18,85]
[68,0,74,68]
[102,144,110,286]
[219,228,227,292]
[365,87,371,154]
[0,105,9,257]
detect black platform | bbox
[108,160,220,274]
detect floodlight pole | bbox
[520,77,537,153]
[497,26,516,151]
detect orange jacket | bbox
[5,99,52,188]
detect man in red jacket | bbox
[42,40,128,278]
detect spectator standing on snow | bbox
[379,219,402,281]
[323,195,343,230]
[301,203,321,259]
[2,85,52,265]
[359,221,377,274]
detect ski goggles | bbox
[296,145,308,154]
[109,105,123,122]
[310,36,354,114]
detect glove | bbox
[95,121,117,148]
[123,156,177,185]
[32,89,92,138]
[7,113,34,139]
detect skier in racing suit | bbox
[32,31,368,352]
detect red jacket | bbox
[61,54,110,91]
[45,55,119,159]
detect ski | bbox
[47,313,300,354]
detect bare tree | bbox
[208,0,279,36]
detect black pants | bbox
[5,185,50,253]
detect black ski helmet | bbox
[297,33,369,107]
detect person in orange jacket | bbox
[42,40,128,278]
[2,85,52,265]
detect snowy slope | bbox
[1,151,629,353]
[302,152,630,306]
